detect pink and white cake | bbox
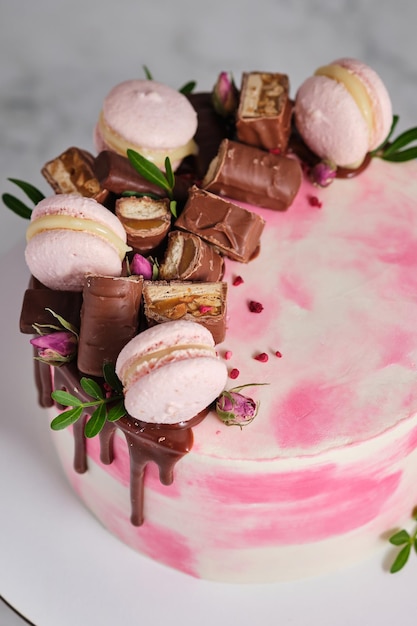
[12,60,417,583]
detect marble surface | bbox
[1,0,417,623]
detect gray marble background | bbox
[1,0,417,622]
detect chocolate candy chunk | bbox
[77,274,143,376]
[93,151,191,204]
[203,139,302,211]
[159,230,224,282]
[175,186,264,263]
[42,147,108,202]
[236,72,293,152]
[115,195,171,254]
[143,280,227,344]
[20,281,82,334]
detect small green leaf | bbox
[85,404,107,438]
[179,80,196,95]
[390,543,411,573]
[44,308,79,336]
[382,127,417,156]
[414,535,417,554]
[143,65,153,80]
[389,529,411,546]
[103,362,123,393]
[107,400,126,422]
[127,149,171,195]
[170,200,177,218]
[50,406,83,430]
[51,390,83,407]
[2,193,33,219]
[7,178,45,204]
[164,157,175,189]
[382,147,417,162]
[80,377,104,400]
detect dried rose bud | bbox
[216,385,260,427]
[130,253,153,280]
[309,160,337,187]
[212,71,239,117]
[31,331,77,366]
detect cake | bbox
[8,59,417,583]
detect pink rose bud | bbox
[131,253,153,280]
[30,331,77,365]
[212,71,239,117]
[310,160,337,187]
[216,389,257,427]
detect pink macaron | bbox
[115,320,228,425]
[295,58,393,168]
[94,79,198,170]
[25,193,130,291]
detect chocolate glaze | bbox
[52,363,208,526]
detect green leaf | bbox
[382,147,417,162]
[170,199,177,219]
[8,178,45,204]
[2,193,32,219]
[382,127,417,156]
[143,65,153,80]
[44,308,79,336]
[85,404,107,438]
[80,377,104,400]
[179,80,196,95]
[414,535,417,554]
[164,157,175,189]
[390,543,411,573]
[50,406,83,430]
[106,400,126,422]
[103,362,123,393]
[127,149,171,195]
[389,529,411,545]
[51,390,83,407]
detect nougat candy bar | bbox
[42,147,108,202]
[159,230,224,282]
[236,72,293,152]
[143,280,227,344]
[203,139,302,211]
[175,186,264,263]
[77,274,143,376]
[115,195,171,254]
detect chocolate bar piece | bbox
[175,186,264,263]
[143,280,227,344]
[236,72,293,151]
[203,139,302,211]
[115,195,171,254]
[42,147,108,203]
[20,279,82,334]
[77,274,143,376]
[159,230,224,282]
[93,151,191,204]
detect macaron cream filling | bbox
[26,214,132,260]
[314,64,374,138]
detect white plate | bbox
[1,241,417,626]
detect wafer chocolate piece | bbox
[94,151,191,204]
[42,147,108,202]
[77,274,143,376]
[159,230,224,282]
[175,186,264,263]
[236,72,292,151]
[115,195,171,254]
[203,139,302,211]
[143,280,227,344]
[20,278,82,334]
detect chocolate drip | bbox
[33,354,53,407]
[51,363,207,526]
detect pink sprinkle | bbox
[249,300,264,313]
[199,305,213,314]
[233,275,244,286]
[269,147,282,155]
[254,352,269,362]
[229,368,240,379]
[308,195,322,208]
[224,350,233,360]
[275,350,283,358]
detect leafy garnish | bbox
[388,509,417,573]
[143,65,153,80]
[179,80,196,95]
[50,363,126,438]
[2,178,45,218]
[126,149,177,217]
[371,115,417,162]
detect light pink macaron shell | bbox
[25,194,127,291]
[295,58,393,167]
[97,79,198,151]
[116,320,228,425]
